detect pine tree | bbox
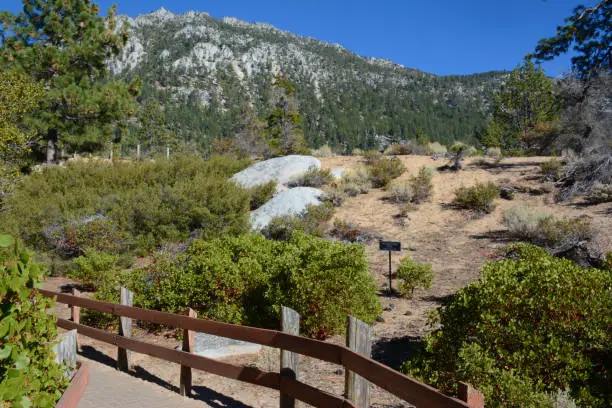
[0,70,43,205]
[135,99,176,155]
[0,0,140,162]
[529,0,611,79]
[485,60,558,152]
[232,103,267,158]
[265,73,309,156]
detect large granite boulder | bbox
[231,155,321,189]
[250,187,325,230]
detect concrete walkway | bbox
[78,361,207,408]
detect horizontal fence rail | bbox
[40,289,479,408]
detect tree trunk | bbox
[46,130,58,164]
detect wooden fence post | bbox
[70,288,80,347]
[180,308,197,397]
[117,287,133,371]
[345,316,372,408]
[458,382,485,408]
[279,306,300,408]
[136,144,141,160]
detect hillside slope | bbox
[112,8,507,151]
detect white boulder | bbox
[231,155,321,189]
[250,187,325,230]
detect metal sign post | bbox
[379,240,401,296]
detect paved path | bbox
[78,361,207,408]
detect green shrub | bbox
[0,235,69,406]
[584,182,612,204]
[339,167,371,194]
[453,182,499,214]
[266,232,382,339]
[384,142,423,156]
[541,159,563,181]
[323,185,347,207]
[402,244,611,407]
[248,181,276,210]
[101,232,381,339]
[386,167,434,205]
[409,167,434,203]
[262,202,334,240]
[361,149,383,165]
[287,166,333,188]
[396,256,433,296]
[368,157,406,188]
[45,218,127,258]
[0,155,252,256]
[502,206,592,251]
[69,250,120,289]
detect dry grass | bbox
[321,155,612,340]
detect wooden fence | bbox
[39,288,484,408]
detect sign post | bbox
[379,240,401,296]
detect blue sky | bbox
[2,0,581,76]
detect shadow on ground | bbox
[192,386,254,408]
[469,229,511,243]
[371,336,423,371]
[79,345,254,408]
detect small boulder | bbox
[231,155,321,189]
[250,187,325,230]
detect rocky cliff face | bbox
[112,8,507,150]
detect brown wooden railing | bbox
[40,289,484,408]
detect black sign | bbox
[379,241,401,252]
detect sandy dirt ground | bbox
[45,155,611,407]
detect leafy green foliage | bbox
[529,1,611,79]
[453,182,500,214]
[287,166,333,188]
[98,232,380,338]
[262,202,334,241]
[0,155,252,257]
[265,232,381,339]
[69,250,120,289]
[396,256,433,296]
[0,0,140,159]
[402,244,611,407]
[0,70,43,207]
[0,236,68,406]
[387,166,435,205]
[368,156,406,188]
[248,181,276,210]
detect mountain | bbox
[111,8,507,152]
